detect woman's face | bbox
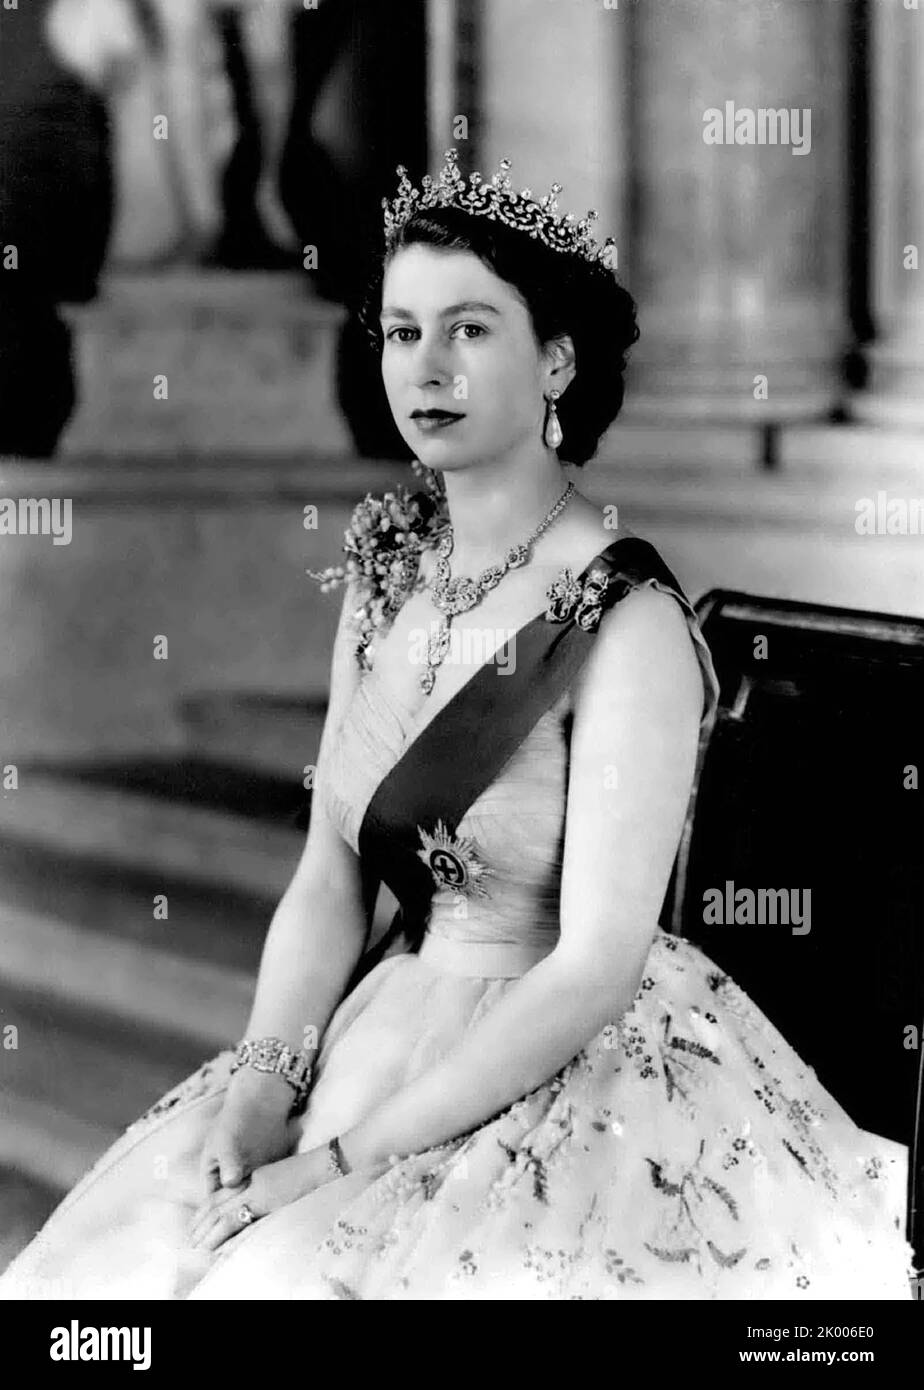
[379,244,552,472]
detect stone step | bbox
[0,889,393,1204]
[0,905,251,1052]
[0,767,304,904]
[0,747,396,965]
[35,754,311,828]
[0,836,271,975]
[0,982,206,1140]
[0,1097,117,1202]
[177,692,326,779]
[0,1164,61,1276]
[0,758,396,1203]
[0,803,397,977]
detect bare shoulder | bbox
[572,581,704,721]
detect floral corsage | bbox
[307,463,449,670]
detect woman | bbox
[0,150,914,1300]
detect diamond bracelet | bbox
[229,1036,315,1116]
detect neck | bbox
[437,448,572,573]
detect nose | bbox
[412,329,452,387]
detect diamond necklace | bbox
[419,481,576,695]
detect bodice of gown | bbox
[320,569,720,963]
[323,662,573,955]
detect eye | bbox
[451,323,487,340]
[385,326,418,343]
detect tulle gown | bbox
[0,537,915,1301]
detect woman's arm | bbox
[339,585,705,1170]
[240,577,377,1077]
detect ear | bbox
[542,333,577,396]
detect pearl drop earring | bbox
[544,389,563,449]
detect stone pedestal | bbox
[60,270,349,456]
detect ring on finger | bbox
[192,1188,257,1244]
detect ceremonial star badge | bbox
[417,819,494,898]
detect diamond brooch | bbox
[545,566,610,632]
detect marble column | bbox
[853,0,924,427]
[479,0,628,246]
[426,0,628,263]
[621,0,850,424]
[426,0,483,172]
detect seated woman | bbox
[0,149,914,1300]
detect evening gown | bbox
[0,530,915,1301]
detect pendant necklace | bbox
[420,481,576,695]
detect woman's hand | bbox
[187,1144,334,1253]
[198,1068,297,1199]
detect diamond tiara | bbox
[381,146,619,275]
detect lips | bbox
[410,409,466,432]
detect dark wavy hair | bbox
[356,204,639,467]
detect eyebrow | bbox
[379,300,502,321]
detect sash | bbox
[345,537,691,993]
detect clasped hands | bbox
[188,1143,337,1254]
[187,1065,398,1252]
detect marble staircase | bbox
[0,692,348,1273]
[0,682,406,1272]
